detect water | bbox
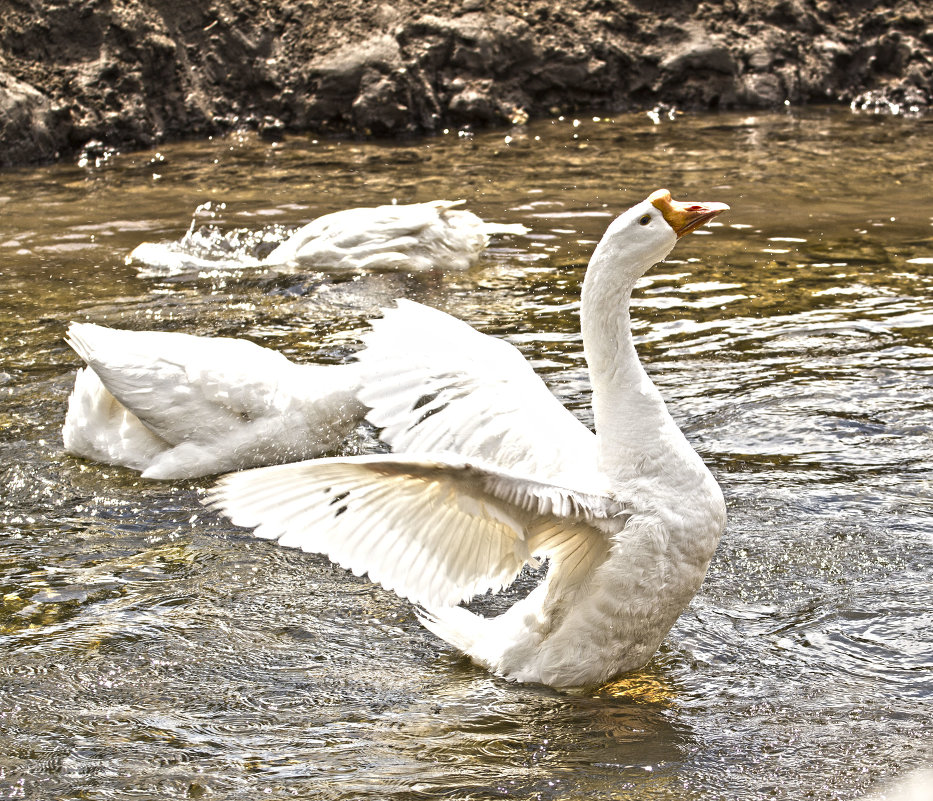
[1,108,931,800]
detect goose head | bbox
[585,188,730,297]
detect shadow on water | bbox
[1,108,931,799]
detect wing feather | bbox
[206,454,628,609]
[356,300,597,482]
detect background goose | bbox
[207,189,730,690]
[263,199,528,271]
[63,325,365,480]
[127,200,528,276]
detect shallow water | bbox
[1,108,931,800]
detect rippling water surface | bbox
[1,108,931,800]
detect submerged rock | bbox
[1,0,931,165]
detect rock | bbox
[352,70,412,135]
[739,72,786,107]
[258,116,286,140]
[448,80,500,125]
[661,35,736,76]
[0,71,68,166]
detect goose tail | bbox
[62,366,167,471]
[415,605,502,672]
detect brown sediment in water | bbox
[1,0,931,166]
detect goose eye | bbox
[638,214,651,225]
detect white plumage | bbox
[263,199,527,271]
[128,200,527,276]
[207,188,731,689]
[359,300,598,479]
[63,325,365,479]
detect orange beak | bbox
[649,188,730,238]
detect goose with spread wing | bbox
[206,189,730,689]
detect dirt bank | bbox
[1,0,931,166]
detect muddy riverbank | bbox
[2,0,931,166]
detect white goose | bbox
[263,199,527,271]
[206,189,730,690]
[63,326,365,479]
[128,200,527,276]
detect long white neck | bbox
[580,245,678,483]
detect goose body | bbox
[207,189,730,689]
[128,200,527,276]
[63,325,365,479]
[263,199,527,271]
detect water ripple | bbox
[0,108,930,801]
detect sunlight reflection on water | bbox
[0,108,931,800]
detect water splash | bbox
[126,202,286,278]
[849,89,925,117]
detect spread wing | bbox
[356,299,597,482]
[206,454,628,609]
